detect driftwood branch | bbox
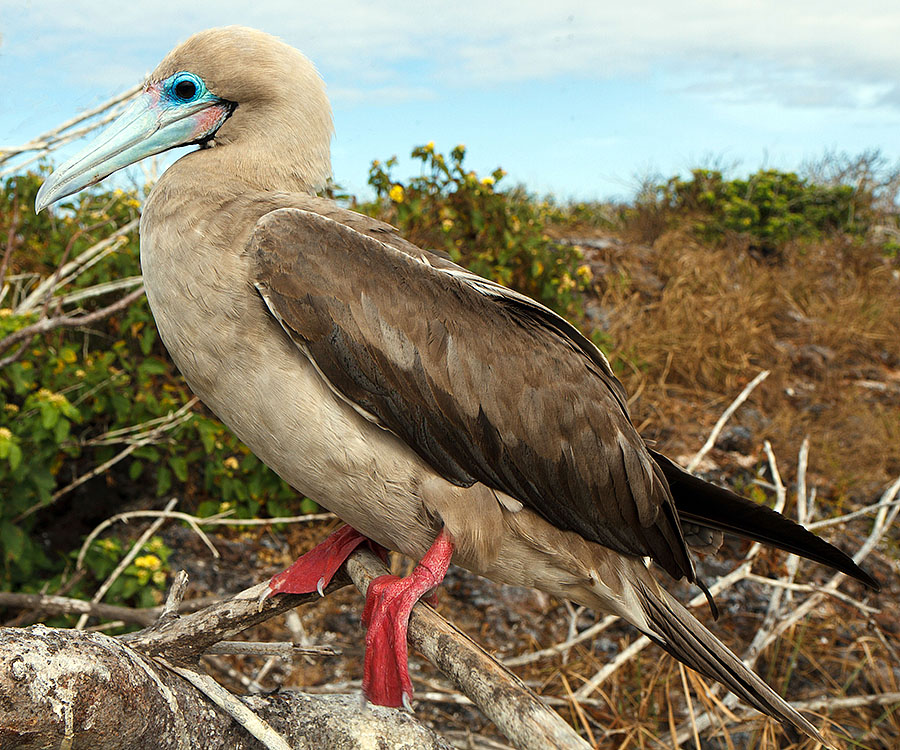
[0,624,452,750]
[1,540,594,750]
[0,591,217,627]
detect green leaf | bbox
[299,497,319,514]
[129,461,144,480]
[54,417,71,444]
[1,521,26,562]
[197,420,217,454]
[40,403,59,430]
[156,465,172,496]
[168,455,188,482]
[7,443,22,471]
[138,358,167,377]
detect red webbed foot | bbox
[266,524,368,597]
[361,529,454,708]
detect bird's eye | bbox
[170,72,202,102]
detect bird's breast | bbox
[138,208,439,558]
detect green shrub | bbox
[0,173,299,593]
[646,168,868,250]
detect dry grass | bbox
[584,226,900,495]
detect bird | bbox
[37,26,879,743]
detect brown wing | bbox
[250,206,694,581]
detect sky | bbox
[1,1,899,202]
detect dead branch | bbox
[0,591,207,627]
[120,581,342,664]
[0,85,142,177]
[686,369,770,472]
[0,624,452,750]
[0,284,145,359]
[75,498,179,630]
[1,542,591,750]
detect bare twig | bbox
[158,659,293,750]
[75,498,179,630]
[807,496,900,530]
[58,275,144,307]
[14,396,194,522]
[0,284,145,368]
[0,85,142,175]
[0,592,172,626]
[75,505,333,571]
[203,641,339,658]
[15,218,139,315]
[742,574,879,614]
[160,570,190,622]
[686,369,770,472]
[732,691,900,718]
[503,615,618,668]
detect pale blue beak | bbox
[36,85,232,212]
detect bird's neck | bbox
[160,134,330,198]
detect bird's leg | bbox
[361,528,454,709]
[267,524,369,597]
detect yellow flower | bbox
[480,176,495,187]
[441,219,454,232]
[425,141,435,151]
[0,308,11,318]
[134,554,161,571]
[152,571,167,586]
[576,264,593,282]
[389,184,405,203]
[224,456,239,470]
[0,427,12,440]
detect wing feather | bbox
[250,206,693,581]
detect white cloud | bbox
[4,0,900,108]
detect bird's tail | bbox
[630,575,826,744]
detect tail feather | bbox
[650,449,880,591]
[634,578,827,744]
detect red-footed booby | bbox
[37,26,878,743]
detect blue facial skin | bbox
[36,71,233,212]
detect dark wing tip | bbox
[651,450,881,591]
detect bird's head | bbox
[37,26,334,212]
